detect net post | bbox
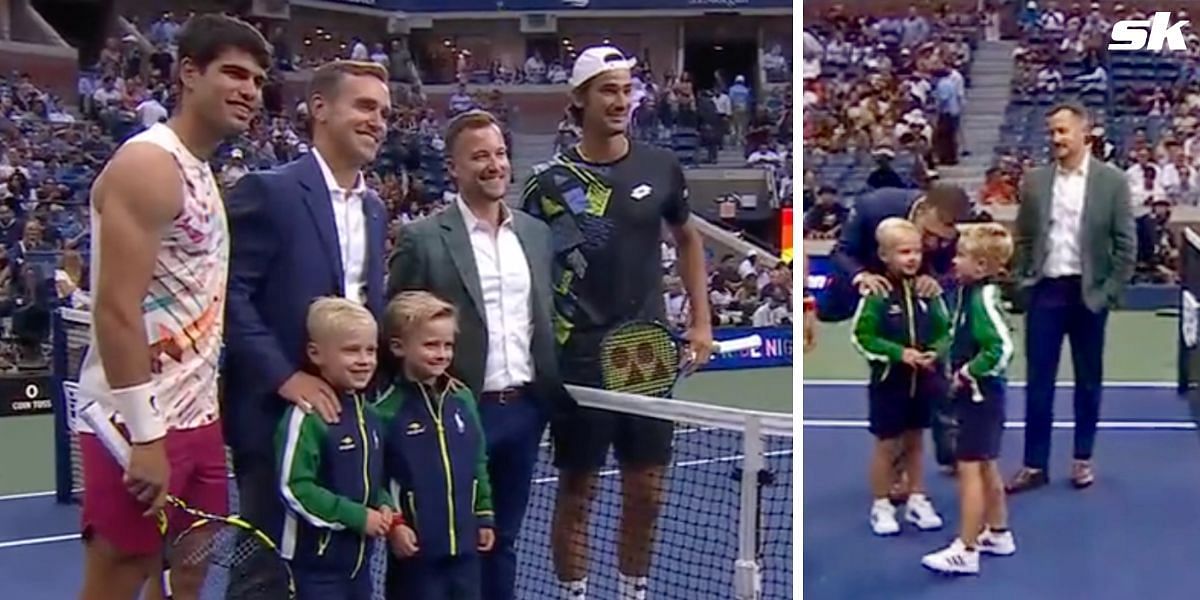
[734,415,765,600]
[51,308,73,503]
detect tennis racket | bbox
[79,401,295,600]
[599,321,763,397]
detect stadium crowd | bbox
[0,12,791,375]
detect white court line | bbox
[0,448,796,550]
[803,419,1198,430]
[805,379,1177,389]
[0,533,79,550]
[0,490,57,502]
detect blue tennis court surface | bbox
[0,427,794,599]
[804,383,1200,600]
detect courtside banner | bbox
[703,326,793,371]
[0,374,53,417]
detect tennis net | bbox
[1180,227,1200,394]
[51,308,794,598]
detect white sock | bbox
[619,573,649,600]
[561,578,587,599]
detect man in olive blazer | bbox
[387,201,561,404]
[1009,101,1135,493]
[386,110,564,600]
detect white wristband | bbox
[110,382,166,443]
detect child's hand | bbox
[389,523,420,558]
[378,505,395,533]
[365,508,390,538]
[901,348,923,367]
[917,351,939,370]
[478,527,496,553]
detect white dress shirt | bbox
[1044,158,1088,277]
[312,148,368,304]
[458,196,534,392]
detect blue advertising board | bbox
[805,255,834,306]
[332,0,791,12]
[702,326,793,371]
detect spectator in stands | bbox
[664,276,689,329]
[1135,197,1178,283]
[804,185,848,239]
[752,291,792,327]
[135,90,167,128]
[1089,126,1116,163]
[350,37,369,61]
[369,42,389,68]
[867,146,906,189]
[979,167,1017,205]
[1126,147,1165,205]
[221,148,248,190]
[449,82,475,116]
[1161,148,1199,205]
[729,75,752,142]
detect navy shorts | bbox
[867,367,944,440]
[293,565,372,600]
[954,378,1006,462]
[387,554,480,600]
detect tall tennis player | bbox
[523,46,715,600]
[76,15,269,600]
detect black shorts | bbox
[867,368,942,440]
[955,378,1006,462]
[551,406,675,471]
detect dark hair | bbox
[1046,100,1089,123]
[176,14,271,75]
[444,110,502,155]
[308,60,389,102]
[924,184,971,223]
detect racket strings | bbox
[600,323,680,397]
[176,523,273,570]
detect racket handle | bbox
[80,401,133,470]
[713,334,763,355]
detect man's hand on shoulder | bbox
[279,371,341,424]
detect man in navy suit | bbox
[828,183,971,474]
[222,60,391,599]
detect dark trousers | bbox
[934,113,960,165]
[294,566,372,600]
[388,555,481,600]
[477,390,546,600]
[1023,277,1108,470]
[226,456,288,600]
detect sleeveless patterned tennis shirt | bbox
[78,123,229,433]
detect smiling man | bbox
[77,14,270,600]
[522,46,714,600]
[223,59,391,599]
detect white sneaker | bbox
[870,499,900,536]
[921,538,980,575]
[904,494,944,531]
[977,529,1016,556]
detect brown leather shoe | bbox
[1071,460,1095,489]
[1005,467,1049,494]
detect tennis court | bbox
[0,366,793,599]
[803,311,1200,599]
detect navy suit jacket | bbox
[831,187,955,284]
[222,153,388,461]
